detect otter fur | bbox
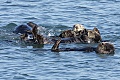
[13,25,32,34]
[96,42,115,54]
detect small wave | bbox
[37,24,70,36]
[24,17,38,20]
[1,23,17,32]
[74,6,91,11]
[40,24,69,29]
[5,23,17,27]
[23,0,40,2]
[2,3,36,8]
[5,0,12,3]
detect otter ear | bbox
[73,25,76,31]
[73,25,76,28]
[93,27,100,34]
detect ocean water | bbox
[0,0,120,80]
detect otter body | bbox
[13,25,32,34]
[59,24,102,43]
[51,39,115,54]
[14,22,54,44]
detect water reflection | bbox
[96,52,115,59]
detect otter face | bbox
[88,30,95,38]
[96,42,115,54]
[73,24,85,32]
[87,28,102,43]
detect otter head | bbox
[73,24,85,32]
[88,30,95,38]
[96,42,115,54]
[93,27,102,42]
[87,27,102,43]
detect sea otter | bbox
[51,39,115,54]
[59,24,102,43]
[19,22,50,44]
[87,28,102,43]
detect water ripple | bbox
[0,0,120,80]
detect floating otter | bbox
[59,24,102,43]
[19,22,54,44]
[51,39,115,54]
[96,42,115,54]
[87,27,102,43]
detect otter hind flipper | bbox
[51,39,61,52]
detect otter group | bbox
[13,22,115,54]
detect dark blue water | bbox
[0,0,120,80]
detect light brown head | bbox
[73,24,85,32]
[87,28,102,43]
[96,42,115,54]
[88,30,95,38]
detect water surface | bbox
[0,0,120,80]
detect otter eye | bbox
[76,26,78,29]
